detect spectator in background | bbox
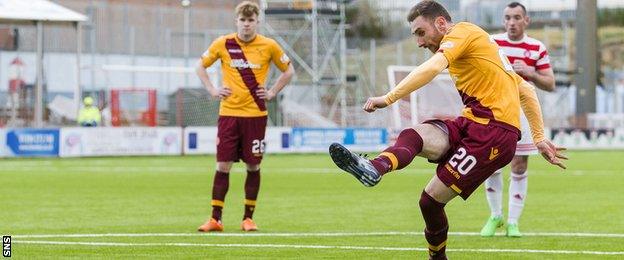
[78,96,101,127]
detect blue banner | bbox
[6,129,60,156]
[291,128,387,148]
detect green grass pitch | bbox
[1,151,623,259]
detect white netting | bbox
[387,66,463,129]
[279,84,395,128]
[169,88,219,126]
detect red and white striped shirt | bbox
[491,33,551,80]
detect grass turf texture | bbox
[1,151,623,258]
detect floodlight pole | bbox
[575,0,597,116]
[35,21,44,127]
[312,0,319,106]
[183,0,191,88]
[75,21,82,119]
[339,2,346,126]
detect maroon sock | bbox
[244,169,261,219]
[211,170,229,221]
[419,191,448,260]
[371,128,423,175]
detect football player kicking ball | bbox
[196,1,294,232]
[328,1,566,259]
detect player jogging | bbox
[481,1,557,238]
[196,1,294,232]
[328,1,566,259]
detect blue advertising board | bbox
[290,128,387,151]
[6,129,60,156]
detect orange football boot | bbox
[241,218,258,231]
[198,218,223,232]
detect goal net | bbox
[387,65,463,129]
[97,64,221,126]
[110,88,157,126]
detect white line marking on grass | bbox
[14,240,624,255]
[14,231,624,238]
[2,161,621,175]
[452,231,624,238]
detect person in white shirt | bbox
[481,1,556,238]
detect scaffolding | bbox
[260,0,350,125]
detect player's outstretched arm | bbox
[517,78,567,169]
[363,53,448,113]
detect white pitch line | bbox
[13,240,624,255]
[13,231,624,239]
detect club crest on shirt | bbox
[524,50,531,58]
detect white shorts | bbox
[516,110,538,156]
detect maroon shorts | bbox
[427,117,519,200]
[217,116,267,164]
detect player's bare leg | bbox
[242,163,261,231]
[507,155,529,237]
[198,161,233,232]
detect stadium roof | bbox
[0,0,87,126]
[0,0,87,23]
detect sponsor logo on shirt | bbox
[230,59,260,69]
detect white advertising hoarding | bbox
[60,127,182,157]
[183,127,292,155]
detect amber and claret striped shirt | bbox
[201,33,291,117]
[491,32,551,81]
[437,22,526,133]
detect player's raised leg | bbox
[329,124,447,187]
[328,143,382,187]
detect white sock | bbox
[508,171,528,224]
[484,169,503,217]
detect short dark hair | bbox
[407,1,452,23]
[507,2,527,15]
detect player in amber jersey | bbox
[481,1,557,238]
[328,1,566,259]
[196,1,294,232]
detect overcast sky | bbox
[454,0,624,10]
[379,0,624,11]
[524,0,624,10]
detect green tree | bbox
[598,8,624,27]
[346,1,386,39]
